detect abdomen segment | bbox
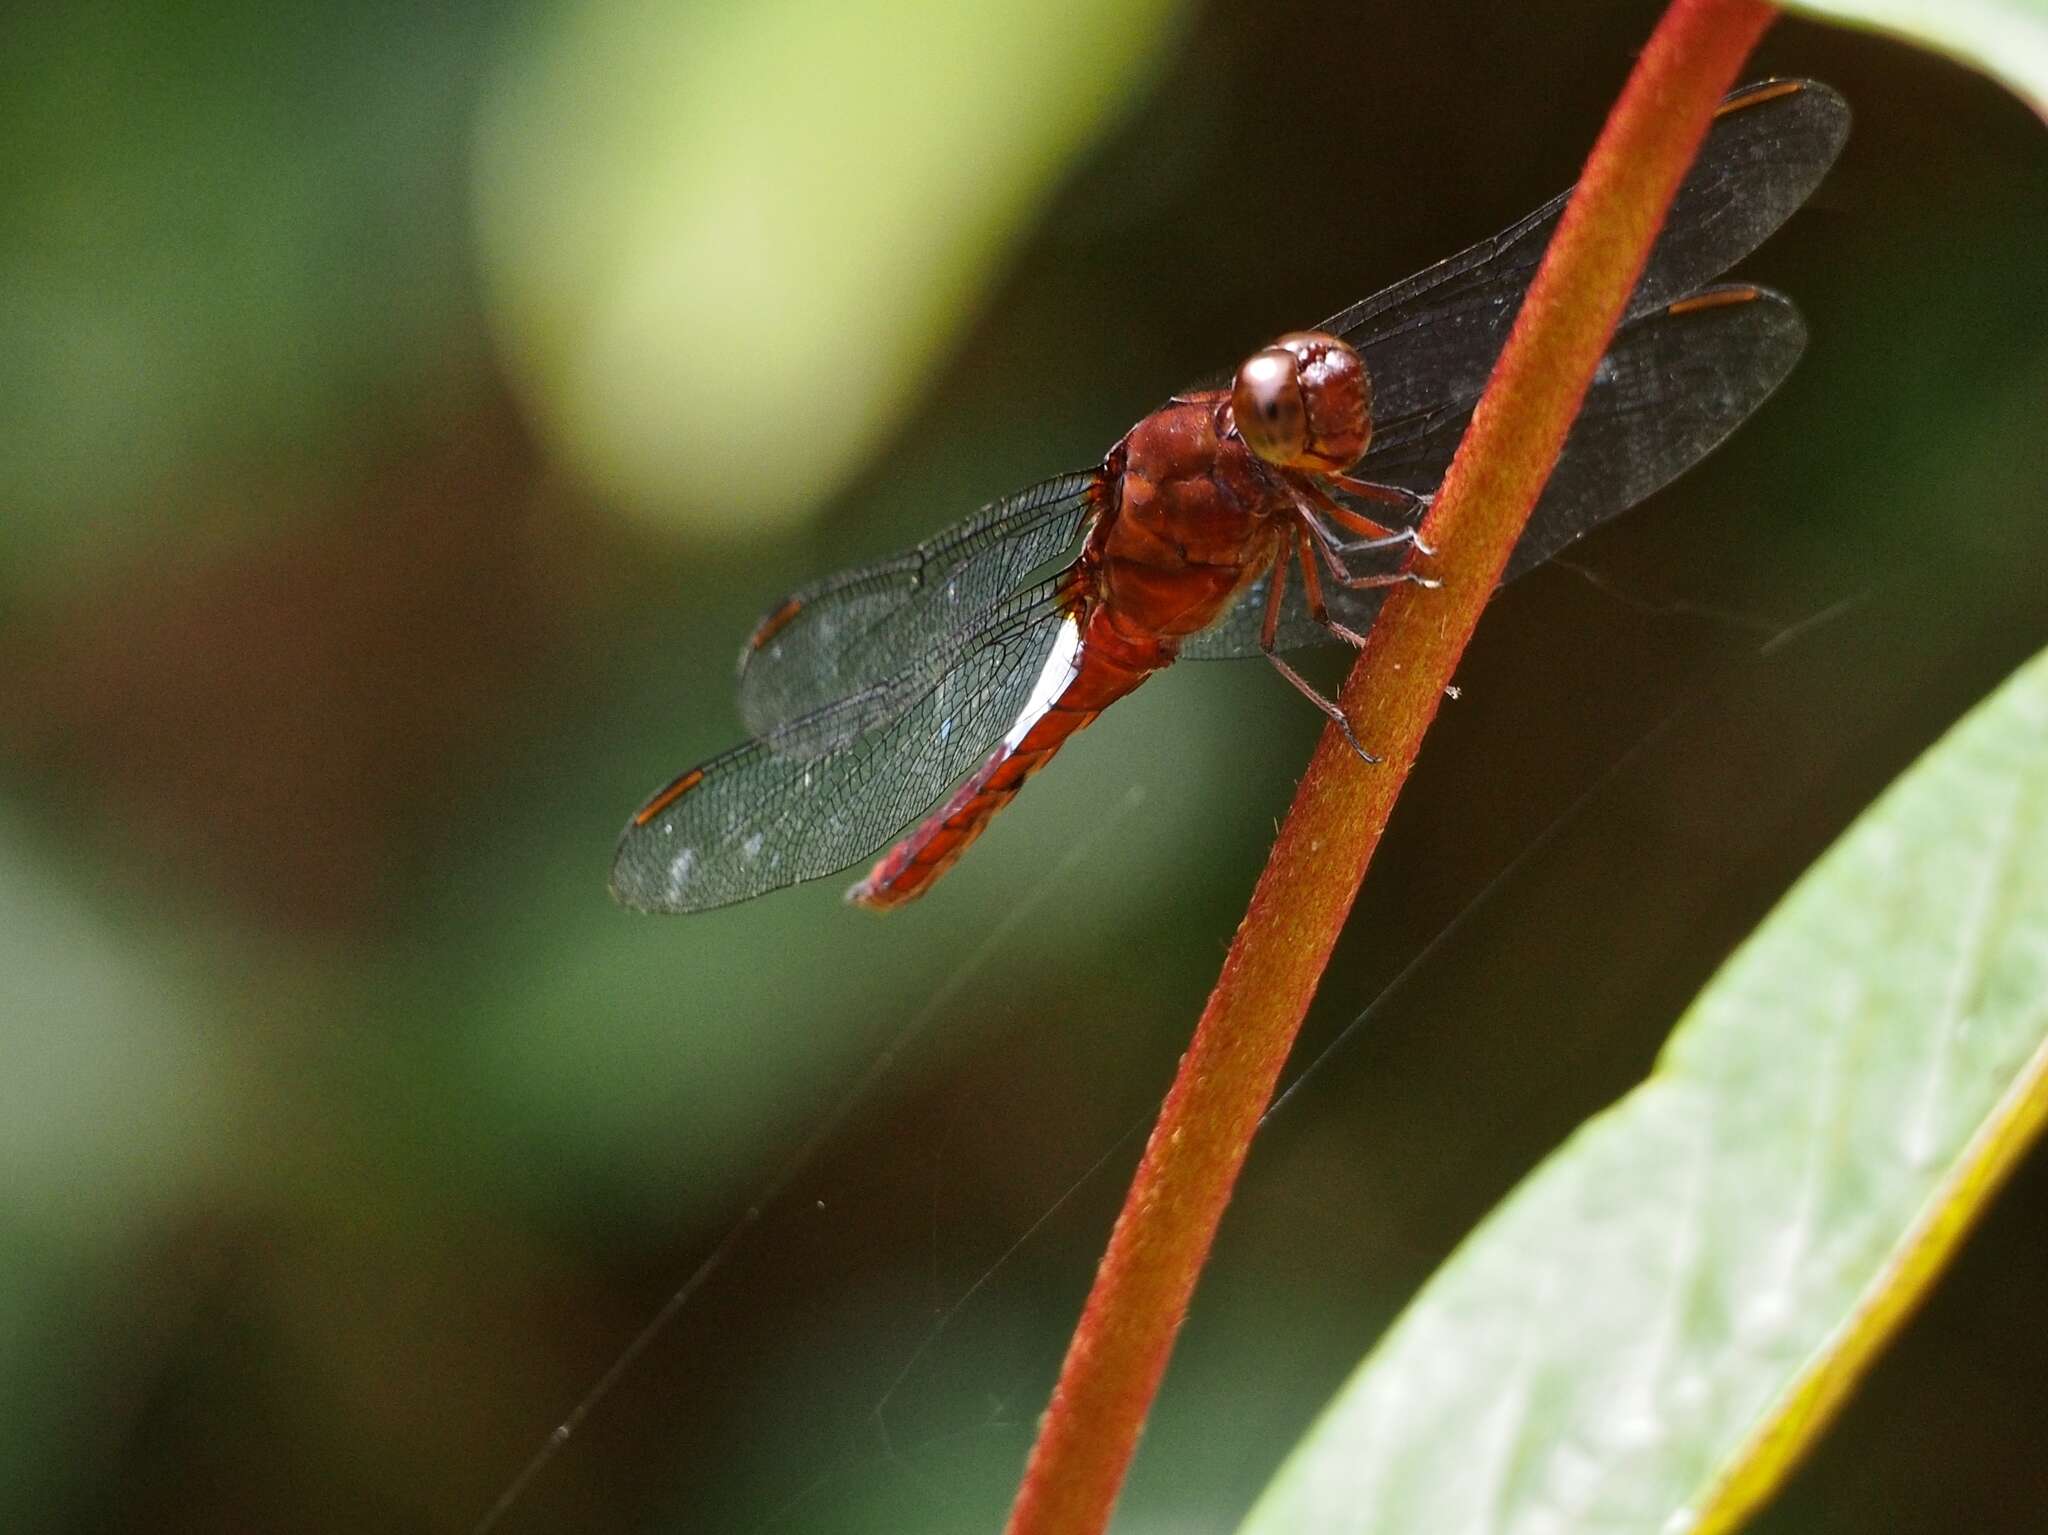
[848,609,1161,909]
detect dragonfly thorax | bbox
[1228,330,1373,474]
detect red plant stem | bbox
[1003,3,1778,1532]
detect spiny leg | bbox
[1258,538,1289,651]
[1301,477,1437,559]
[1293,525,1371,650]
[1328,472,1436,522]
[1300,504,1441,594]
[1286,484,1413,585]
[1258,541,1378,764]
[1303,488,1404,548]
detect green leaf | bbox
[1241,645,2048,1535]
[1785,0,2048,113]
[473,0,1181,537]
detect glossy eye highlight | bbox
[1232,347,1307,465]
[1231,331,1372,472]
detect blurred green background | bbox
[2,1,2044,1530]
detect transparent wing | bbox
[1181,79,1845,661]
[1182,285,1806,659]
[1323,79,1847,431]
[735,470,1099,741]
[733,83,1845,719]
[614,588,1076,913]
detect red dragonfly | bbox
[613,79,1847,915]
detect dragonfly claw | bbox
[1337,718,1383,765]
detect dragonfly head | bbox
[1230,330,1373,474]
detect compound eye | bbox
[1232,347,1307,465]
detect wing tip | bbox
[744,596,804,656]
[607,866,653,912]
[630,767,704,828]
[1720,76,1849,120]
[1665,283,1764,316]
[1661,281,1804,342]
[608,836,699,915]
[610,767,711,913]
[1656,282,1808,388]
[608,828,668,913]
[1718,76,1852,163]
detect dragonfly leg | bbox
[1258,538,1290,650]
[1301,488,1404,548]
[1299,505,1442,594]
[1329,472,1436,513]
[1310,478,1441,560]
[1259,545,1378,764]
[1293,526,1371,649]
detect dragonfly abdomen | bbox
[847,605,1168,909]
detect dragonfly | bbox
[612,78,1849,915]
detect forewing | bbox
[1428,285,1804,584]
[735,470,1098,741]
[1181,80,1843,664]
[1323,79,1846,432]
[615,589,1076,913]
[1182,285,1806,659]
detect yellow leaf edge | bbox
[1688,744,2048,1531]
